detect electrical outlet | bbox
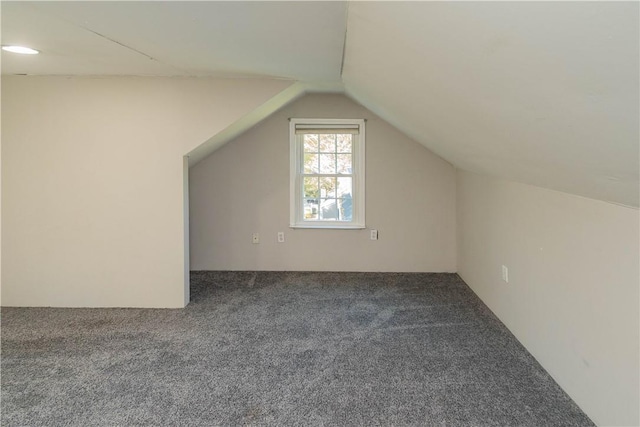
[370,229,378,240]
[502,265,509,283]
[252,233,260,244]
[277,232,285,243]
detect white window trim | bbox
[290,118,366,229]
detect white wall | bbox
[457,170,639,426]
[1,76,293,308]
[190,94,456,272]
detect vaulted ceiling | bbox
[1,1,347,81]
[2,1,638,207]
[343,2,639,207]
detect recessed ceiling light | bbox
[2,45,39,55]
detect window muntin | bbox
[290,119,365,229]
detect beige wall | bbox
[1,76,293,308]
[190,94,457,272]
[457,170,639,426]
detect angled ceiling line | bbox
[339,1,350,78]
[80,26,157,61]
[70,23,189,76]
[29,2,190,76]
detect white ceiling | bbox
[343,2,639,207]
[2,1,638,207]
[1,1,347,82]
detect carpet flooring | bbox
[1,272,593,426]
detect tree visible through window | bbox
[290,119,365,229]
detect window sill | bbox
[290,223,366,230]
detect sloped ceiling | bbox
[343,2,639,207]
[1,1,347,82]
[2,2,638,207]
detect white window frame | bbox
[289,118,366,229]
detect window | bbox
[290,118,365,229]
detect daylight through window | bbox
[290,119,365,228]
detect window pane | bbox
[319,154,336,174]
[304,177,319,199]
[304,199,319,220]
[304,134,319,152]
[320,177,336,198]
[337,134,352,153]
[336,154,352,174]
[338,198,353,221]
[304,153,318,173]
[319,134,336,152]
[337,177,352,198]
[320,198,339,220]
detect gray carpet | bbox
[1,272,593,426]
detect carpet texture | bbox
[1,272,593,426]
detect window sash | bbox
[290,118,365,229]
